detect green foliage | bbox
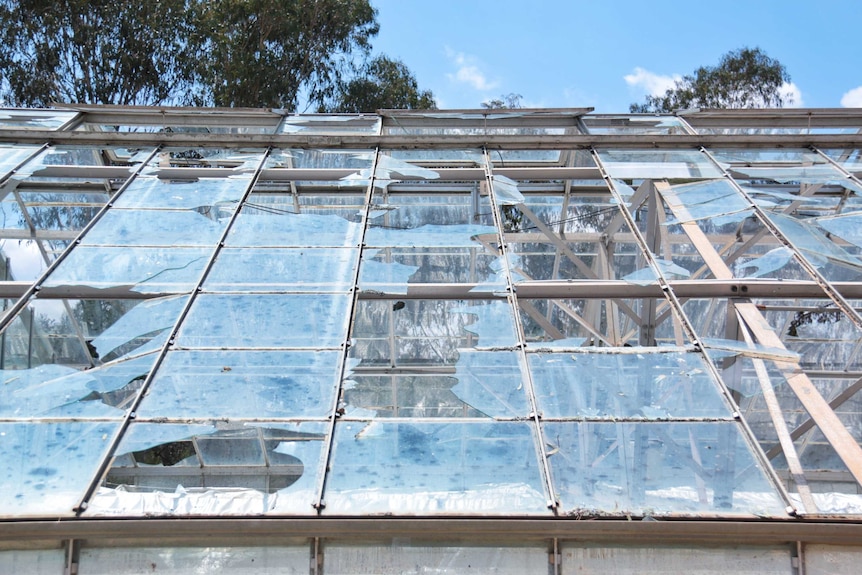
[0,0,386,111]
[199,0,379,109]
[630,47,791,113]
[319,55,436,113]
[482,93,524,109]
[0,0,200,106]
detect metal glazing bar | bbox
[483,148,558,512]
[312,149,379,511]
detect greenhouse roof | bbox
[1,105,862,572]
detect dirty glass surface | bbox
[323,421,550,515]
[138,350,341,418]
[530,351,730,419]
[544,421,786,516]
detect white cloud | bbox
[445,48,499,91]
[780,82,804,108]
[841,86,862,108]
[623,67,681,96]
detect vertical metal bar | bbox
[482,148,558,512]
[312,149,379,511]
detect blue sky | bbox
[370,0,862,112]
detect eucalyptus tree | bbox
[630,47,792,113]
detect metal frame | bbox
[2,105,862,556]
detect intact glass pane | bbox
[80,546,310,575]
[350,299,519,367]
[326,545,549,575]
[205,248,357,293]
[227,211,362,248]
[0,550,65,575]
[138,349,341,418]
[530,351,730,419]
[323,421,550,515]
[544,421,786,516]
[598,150,722,179]
[45,246,210,293]
[345,350,530,418]
[561,545,794,575]
[0,144,44,175]
[82,209,227,247]
[113,177,251,209]
[176,294,350,349]
[0,421,119,516]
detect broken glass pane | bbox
[544,421,786,516]
[0,421,120,516]
[205,248,357,293]
[0,354,154,417]
[323,421,550,515]
[176,294,350,349]
[92,422,326,515]
[448,351,530,417]
[623,259,691,285]
[143,148,265,172]
[138,349,341,418]
[358,254,420,293]
[816,212,862,249]
[737,247,795,278]
[660,179,753,225]
[530,351,729,419]
[767,212,862,270]
[45,246,209,293]
[492,175,525,205]
[584,116,689,135]
[731,166,862,193]
[86,296,187,362]
[281,114,380,134]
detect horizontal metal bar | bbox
[6,130,862,149]
[0,518,861,545]
[2,278,859,302]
